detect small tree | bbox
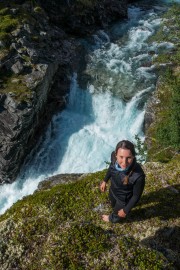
[134,135,147,164]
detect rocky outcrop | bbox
[0,0,129,183]
[37,0,128,35]
[37,173,85,190]
[0,62,62,183]
[144,79,160,133]
[0,2,77,183]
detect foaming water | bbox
[0,0,178,214]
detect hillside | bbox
[0,156,179,269]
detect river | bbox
[0,0,178,214]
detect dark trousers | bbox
[109,189,126,223]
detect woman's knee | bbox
[114,202,125,214]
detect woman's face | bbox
[116,148,134,169]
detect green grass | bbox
[0,165,179,269]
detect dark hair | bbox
[115,140,136,157]
[115,140,136,185]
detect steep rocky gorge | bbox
[0,0,128,183]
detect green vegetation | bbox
[1,165,179,269]
[147,4,180,162]
[149,4,180,66]
[0,68,31,102]
[0,13,19,44]
[147,68,180,162]
[155,70,179,147]
[33,6,43,13]
[0,1,41,47]
[0,7,9,16]
[135,135,147,164]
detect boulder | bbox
[11,60,24,74]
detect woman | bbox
[100,140,145,223]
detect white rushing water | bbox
[0,0,177,214]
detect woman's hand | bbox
[118,209,126,218]
[102,215,109,222]
[100,181,107,192]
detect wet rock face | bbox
[144,94,159,132]
[0,57,75,184]
[0,62,59,183]
[37,0,128,35]
[144,79,161,149]
[0,2,76,183]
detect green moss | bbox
[34,6,43,13]
[0,168,178,269]
[117,237,166,270]
[0,69,32,102]
[0,7,9,16]
[41,223,112,269]
[0,13,19,45]
[0,15,19,32]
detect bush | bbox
[155,69,180,150]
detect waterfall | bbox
[0,0,177,214]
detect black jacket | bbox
[104,152,145,214]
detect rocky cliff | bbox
[0,0,128,183]
[37,0,127,35]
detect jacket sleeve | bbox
[123,175,145,214]
[104,151,115,182]
[104,165,111,182]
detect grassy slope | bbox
[0,156,179,269]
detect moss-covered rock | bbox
[0,162,179,269]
